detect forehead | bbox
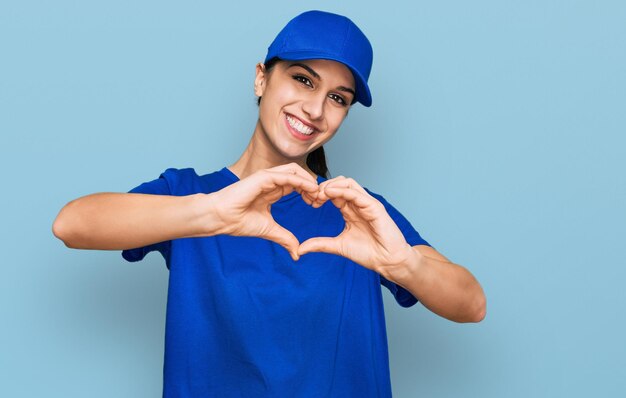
[281,59,355,88]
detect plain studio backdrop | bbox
[1,1,624,397]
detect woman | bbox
[53,10,486,397]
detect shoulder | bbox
[156,167,202,194]
[158,167,200,181]
[131,167,227,196]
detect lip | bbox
[284,113,317,141]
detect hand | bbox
[210,163,320,261]
[298,176,414,274]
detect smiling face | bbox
[253,58,356,162]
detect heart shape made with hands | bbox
[219,166,415,273]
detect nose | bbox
[301,92,325,121]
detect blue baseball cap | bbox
[264,10,373,107]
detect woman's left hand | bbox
[298,176,413,274]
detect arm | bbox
[52,192,220,250]
[297,176,487,323]
[379,244,486,323]
[52,163,320,259]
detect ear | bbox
[254,62,267,97]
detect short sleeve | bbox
[120,169,178,268]
[365,188,432,308]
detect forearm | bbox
[381,246,486,323]
[52,192,220,250]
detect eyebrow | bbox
[288,62,356,97]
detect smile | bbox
[286,114,315,136]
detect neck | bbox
[228,119,315,180]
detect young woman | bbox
[53,10,486,397]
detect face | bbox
[254,59,356,161]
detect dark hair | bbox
[257,57,330,179]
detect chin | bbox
[273,138,316,160]
[280,149,311,162]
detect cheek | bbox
[259,95,288,129]
[263,80,299,108]
[327,109,348,131]
[258,87,296,131]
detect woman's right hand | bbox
[207,163,320,261]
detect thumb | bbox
[263,223,301,261]
[298,237,341,257]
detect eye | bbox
[293,74,313,88]
[329,93,348,106]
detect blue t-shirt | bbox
[122,167,431,397]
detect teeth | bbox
[287,115,314,135]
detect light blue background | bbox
[1,1,624,397]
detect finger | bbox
[314,175,347,205]
[310,194,326,208]
[267,170,321,202]
[266,162,318,184]
[298,237,341,257]
[300,191,313,205]
[257,171,319,196]
[263,222,301,261]
[324,177,369,195]
[300,190,320,206]
[329,195,347,210]
[305,187,324,208]
[323,185,376,210]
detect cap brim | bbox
[266,52,372,107]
